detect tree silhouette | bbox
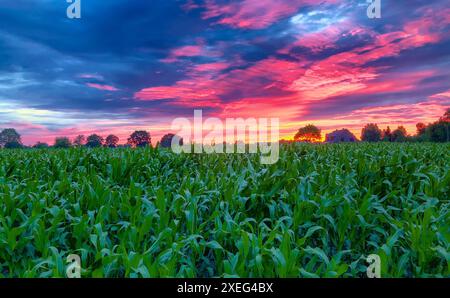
[106,135,119,148]
[441,108,450,142]
[294,125,322,142]
[421,109,450,142]
[0,128,22,148]
[382,126,392,142]
[392,126,407,142]
[160,133,183,148]
[128,130,151,147]
[416,123,427,136]
[86,134,104,148]
[441,108,450,122]
[361,123,382,142]
[73,135,86,147]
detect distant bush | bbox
[54,137,72,148]
[33,142,50,149]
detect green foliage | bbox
[413,109,450,143]
[0,144,448,278]
[427,122,450,143]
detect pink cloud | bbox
[284,9,450,101]
[86,83,119,91]
[161,43,222,63]
[135,57,306,109]
[215,96,304,121]
[135,84,222,107]
[200,0,338,29]
[191,62,230,72]
[282,20,375,56]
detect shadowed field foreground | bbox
[0,143,449,277]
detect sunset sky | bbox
[0,0,449,145]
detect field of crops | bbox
[0,143,449,278]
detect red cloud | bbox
[136,6,449,126]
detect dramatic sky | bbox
[0,0,449,145]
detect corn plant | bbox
[0,143,448,277]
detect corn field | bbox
[0,143,449,278]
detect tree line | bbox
[0,129,181,149]
[293,108,450,143]
[1,108,449,149]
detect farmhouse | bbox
[325,129,358,143]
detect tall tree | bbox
[427,122,449,142]
[294,125,322,142]
[0,128,22,147]
[382,126,393,142]
[441,108,450,122]
[86,134,104,148]
[73,135,86,147]
[105,135,119,148]
[128,130,151,147]
[361,123,382,142]
[440,108,450,142]
[392,126,408,142]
